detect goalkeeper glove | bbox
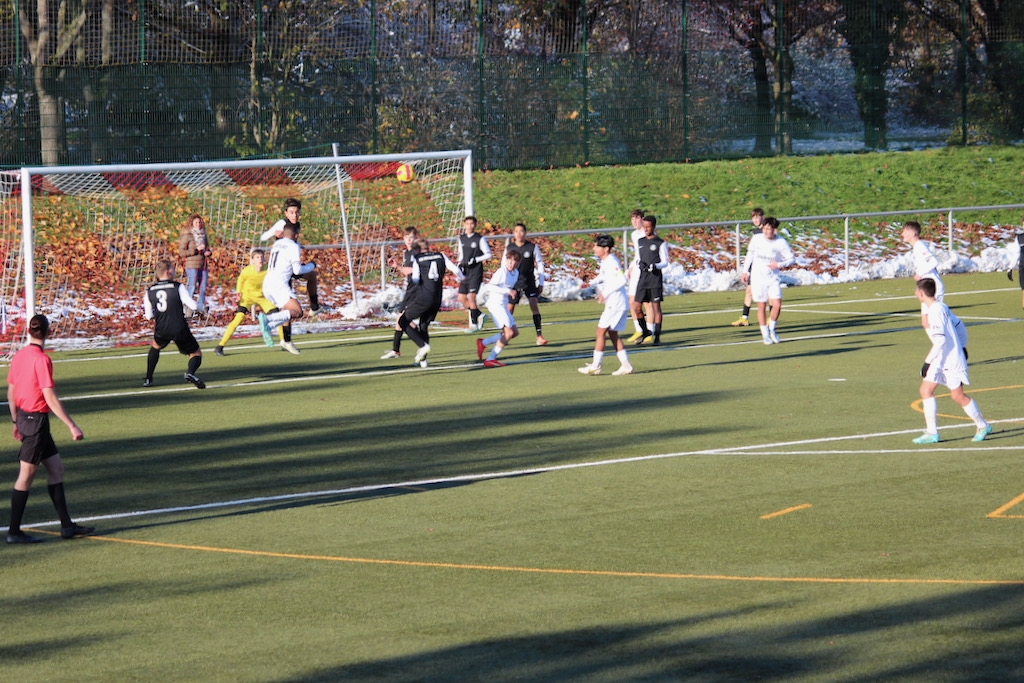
[1008,269,1014,281]
[921,362,930,378]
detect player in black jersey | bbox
[382,227,419,360]
[397,239,464,367]
[634,215,669,345]
[456,216,491,332]
[143,259,206,389]
[504,222,548,345]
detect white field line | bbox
[9,417,1024,533]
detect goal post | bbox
[1,149,473,354]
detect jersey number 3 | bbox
[155,290,169,312]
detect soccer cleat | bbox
[61,523,96,539]
[651,338,661,346]
[730,317,750,327]
[769,330,780,344]
[416,359,429,369]
[635,333,652,346]
[257,313,273,346]
[414,343,431,364]
[912,432,940,444]
[143,378,153,387]
[973,425,993,442]
[281,341,301,355]
[380,350,401,360]
[464,323,478,333]
[763,336,773,345]
[184,373,206,389]
[627,331,644,343]
[611,365,633,376]
[578,363,601,375]
[483,359,505,368]
[536,335,548,346]
[6,531,44,544]
[476,338,486,361]
[478,313,487,329]
[214,345,225,357]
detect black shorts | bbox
[636,286,664,304]
[1019,265,1024,290]
[155,330,200,355]
[511,284,540,304]
[459,265,484,295]
[404,301,440,326]
[16,411,58,465]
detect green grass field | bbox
[4,273,1024,682]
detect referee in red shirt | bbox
[6,314,93,544]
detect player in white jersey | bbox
[259,224,316,355]
[579,234,633,376]
[476,251,522,367]
[740,216,795,344]
[901,220,944,326]
[625,209,652,343]
[260,198,322,317]
[911,278,991,444]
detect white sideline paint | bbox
[7,417,1023,533]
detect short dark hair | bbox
[643,215,657,228]
[763,216,780,230]
[28,314,49,340]
[413,238,430,253]
[917,277,937,298]
[595,233,615,249]
[751,207,764,218]
[904,220,921,235]
[403,226,418,237]
[630,209,645,219]
[156,259,173,278]
[463,215,477,226]
[506,250,522,264]
[284,197,302,211]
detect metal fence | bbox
[2,0,1023,169]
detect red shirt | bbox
[7,343,53,413]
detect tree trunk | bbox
[35,66,67,166]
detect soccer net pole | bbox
[332,143,360,309]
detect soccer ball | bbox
[396,163,415,183]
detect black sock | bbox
[187,355,202,376]
[399,314,427,347]
[533,314,542,335]
[392,330,402,353]
[308,290,319,311]
[283,324,292,343]
[653,323,662,341]
[742,305,751,317]
[471,309,481,325]
[638,317,649,335]
[48,483,73,527]
[9,488,29,534]
[146,347,160,380]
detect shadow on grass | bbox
[276,585,1024,681]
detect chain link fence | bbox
[1,0,1022,169]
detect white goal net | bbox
[0,150,473,355]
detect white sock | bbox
[759,324,769,339]
[923,397,938,434]
[963,399,988,429]
[616,349,630,367]
[592,350,603,367]
[267,310,291,330]
[484,333,502,347]
[486,345,504,361]
[768,319,777,333]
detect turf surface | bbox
[3,272,1024,681]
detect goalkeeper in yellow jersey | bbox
[214,248,282,355]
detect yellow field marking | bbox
[988,491,1024,519]
[910,384,1024,420]
[58,533,1024,586]
[760,503,812,520]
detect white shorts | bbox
[925,363,968,390]
[920,276,945,314]
[750,275,782,303]
[487,303,516,331]
[263,280,296,309]
[598,301,626,331]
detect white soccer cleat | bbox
[578,363,601,375]
[281,341,301,355]
[380,350,401,359]
[762,336,773,345]
[464,324,478,333]
[611,365,633,376]
[414,344,431,363]
[769,330,780,344]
